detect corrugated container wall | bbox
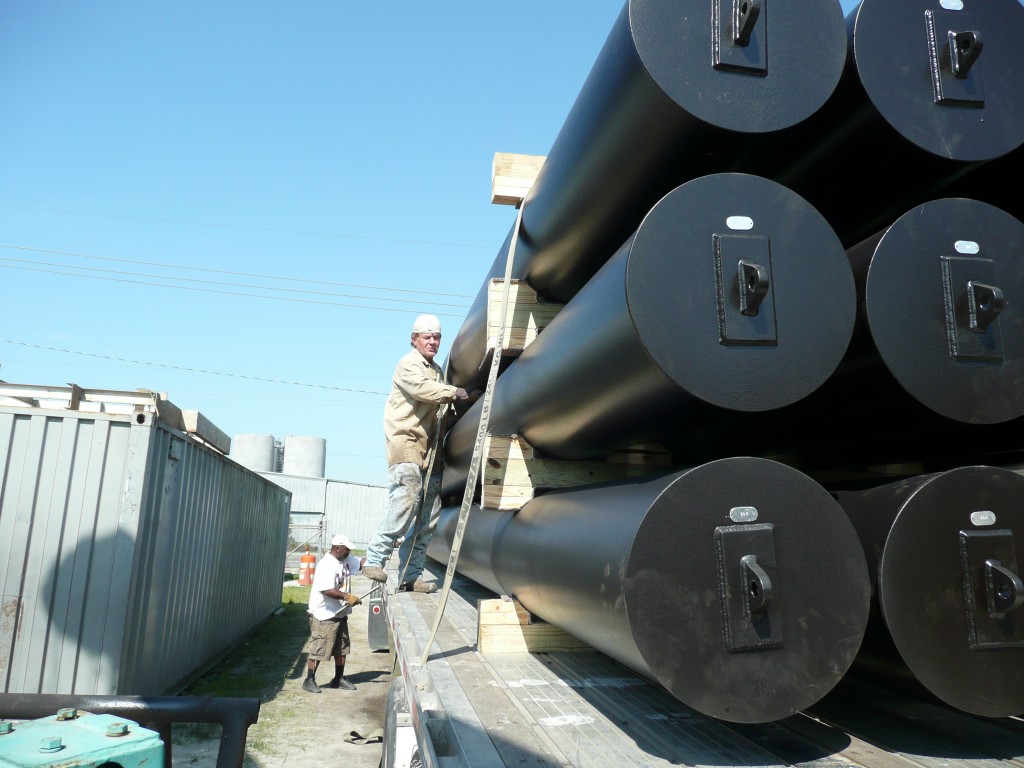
[258,472,385,549]
[0,405,291,695]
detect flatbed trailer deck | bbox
[380,560,1024,768]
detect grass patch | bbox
[174,570,388,765]
[181,586,312,701]
[283,586,311,606]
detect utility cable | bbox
[0,339,388,395]
[0,254,470,308]
[0,263,466,317]
[0,241,476,299]
[0,204,494,252]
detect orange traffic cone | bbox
[299,548,316,586]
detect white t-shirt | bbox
[308,552,362,620]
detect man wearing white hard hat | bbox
[362,314,477,593]
[303,534,365,693]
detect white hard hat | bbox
[412,314,442,334]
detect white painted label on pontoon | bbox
[730,506,758,522]
[940,0,964,10]
[971,510,996,526]
[517,697,562,703]
[505,679,555,688]
[726,216,754,231]
[539,715,595,727]
[955,240,980,254]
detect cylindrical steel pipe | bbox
[860,197,1024,426]
[428,501,506,596]
[768,0,1024,246]
[658,197,1024,472]
[833,466,1024,718]
[445,0,849,388]
[430,458,871,724]
[443,174,854,494]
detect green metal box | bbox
[0,710,162,768]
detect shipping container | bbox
[0,384,291,695]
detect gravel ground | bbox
[172,573,393,768]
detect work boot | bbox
[362,566,388,583]
[302,678,321,694]
[327,678,356,691]
[400,580,438,594]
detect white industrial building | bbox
[232,433,387,557]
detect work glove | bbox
[344,593,362,606]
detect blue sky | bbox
[2,0,862,486]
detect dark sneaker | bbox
[302,678,321,694]
[362,566,388,583]
[400,580,438,594]
[327,678,356,691]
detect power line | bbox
[0,204,495,252]
[0,339,390,396]
[0,254,472,309]
[0,263,468,317]
[0,242,477,299]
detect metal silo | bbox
[282,435,327,479]
[231,433,276,473]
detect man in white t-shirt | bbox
[303,534,366,693]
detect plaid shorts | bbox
[305,615,351,660]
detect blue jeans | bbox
[366,462,442,583]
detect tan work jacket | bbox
[383,349,459,468]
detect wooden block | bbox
[150,393,185,431]
[0,383,164,414]
[0,380,38,408]
[182,409,232,455]
[485,279,563,355]
[481,435,673,511]
[477,598,591,654]
[605,444,674,467]
[128,391,231,454]
[491,152,546,206]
